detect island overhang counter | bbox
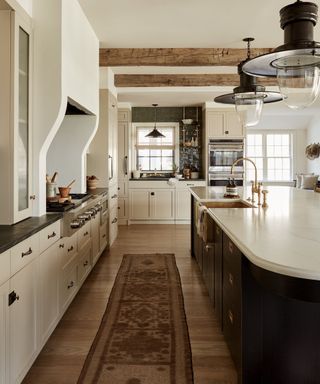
[190,186,320,384]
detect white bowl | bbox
[175,174,183,179]
[182,119,193,125]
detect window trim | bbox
[132,122,180,173]
[246,129,296,185]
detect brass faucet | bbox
[231,157,262,204]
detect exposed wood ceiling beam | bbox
[100,48,273,67]
[114,74,278,87]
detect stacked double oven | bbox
[208,139,244,186]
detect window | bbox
[134,123,179,172]
[246,132,292,182]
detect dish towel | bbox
[197,205,207,240]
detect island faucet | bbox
[231,157,262,204]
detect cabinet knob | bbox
[59,244,65,249]
[112,194,118,199]
[225,130,229,135]
[228,272,234,286]
[112,218,118,224]
[48,231,56,239]
[29,195,36,200]
[151,192,155,196]
[102,234,106,238]
[83,260,89,267]
[68,245,74,252]
[84,231,89,237]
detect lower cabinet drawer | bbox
[77,222,91,251]
[39,220,61,254]
[223,293,242,373]
[60,264,78,313]
[100,222,108,251]
[11,233,39,276]
[78,242,92,285]
[60,234,78,269]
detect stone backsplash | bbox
[132,106,203,176]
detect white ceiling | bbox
[78,0,320,113]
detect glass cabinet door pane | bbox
[18,27,29,211]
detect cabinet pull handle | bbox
[29,195,36,200]
[112,194,117,198]
[67,281,74,289]
[59,244,65,249]
[228,241,234,254]
[102,234,106,238]
[48,231,56,239]
[228,309,234,325]
[21,247,32,258]
[84,231,89,237]
[118,187,120,190]
[83,260,89,267]
[205,243,214,250]
[68,245,74,252]
[108,155,114,180]
[124,155,128,175]
[228,273,234,286]
[112,218,118,224]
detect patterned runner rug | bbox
[77,253,194,384]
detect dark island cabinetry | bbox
[190,194,320,384]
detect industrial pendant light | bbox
[145,104,165,138]
[242,0,320,109]
[214,38,283,127]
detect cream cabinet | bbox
[205,110,244,139]
[0,281,9,384]
[0,11,33,225]
[91,213,100,266]
[175,181,206,221]
[129,188,174,221]
[9,258,38,384]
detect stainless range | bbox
[60,191,108,237]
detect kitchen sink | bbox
[201,200,255,208]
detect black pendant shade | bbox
[242,1,320,77]
[145,104,165,138]
[215,38,283,105]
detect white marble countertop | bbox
[190,186,320,281]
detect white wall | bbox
[32,0,99,215]
[306,115,320,175]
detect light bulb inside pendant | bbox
[276,64,320,109]
[234,93,264,127]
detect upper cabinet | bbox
[0,11,33,224]
[205,110,245,139]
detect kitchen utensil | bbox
[46,182,57,200]
[66,179,76,188]
[46,174,51,183]
[51,171,58,183]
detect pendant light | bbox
[242,0,320,109]
[145,103,165,138]
[214,38,283,127]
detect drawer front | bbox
[100,222,108,251]
[223,234,242,275]
[223,290,242,372]
[78,242,92,285]
[11,233,39,276]
[39,220,61,254]
[60,264,78,313]
[77,221,91,251]
[109,184,118,209]
[0,250,10,285]
[60,234,78,269]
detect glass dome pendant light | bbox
[145,103,165,138]
[214,38,283,127]
[242,0,320,109]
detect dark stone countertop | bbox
[0,214,63,254]
[85,187,108,195]
[129,178,206,181]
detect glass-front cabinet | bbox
[0,11,33,224]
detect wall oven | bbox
[208,139,244,186]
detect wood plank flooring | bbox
[23,225,237,384]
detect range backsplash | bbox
[132,106,203,176]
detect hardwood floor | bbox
[23,225,237,384]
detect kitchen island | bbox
[190,186,320,384]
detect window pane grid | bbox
[246,133,292,182]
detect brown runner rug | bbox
[77,253,194,384]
